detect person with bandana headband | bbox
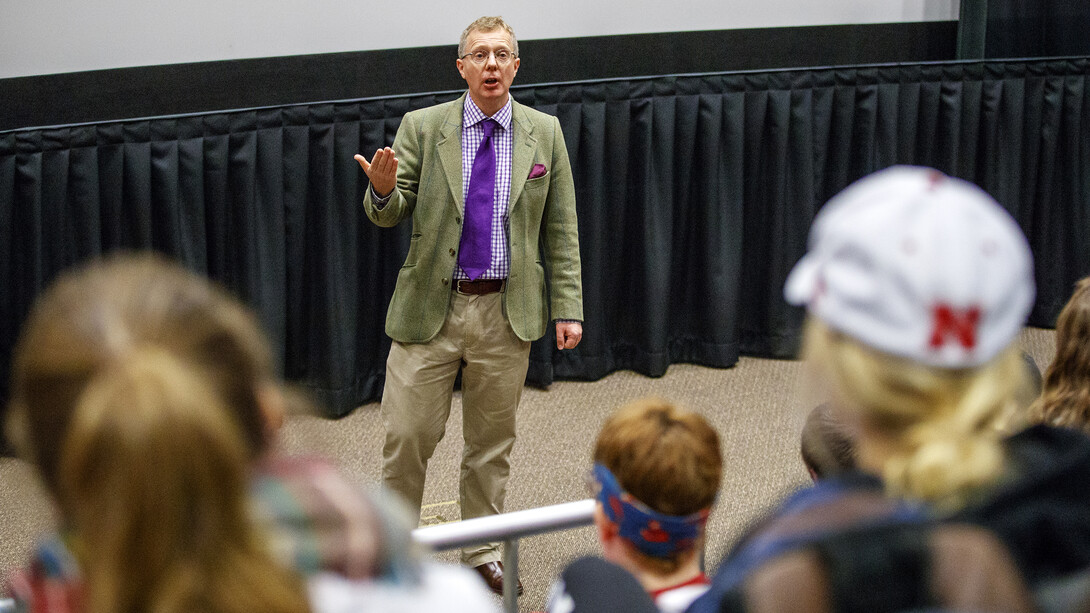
[583,397,722,613]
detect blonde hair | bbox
[8,255,273,493]
[593,397,722,573]
[459,16,519,57]
[1028,277,1090,433]
[7,254,309,613]
[802,319,1027,511]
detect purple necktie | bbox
[459,118,497,280]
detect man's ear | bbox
[595,502,633,566]
[593,502,618,543]
[255,382,285,443]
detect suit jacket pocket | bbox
[523,174,550,191]
[402,233,421,267]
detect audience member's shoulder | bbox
[951,424,1090,585]
[252,454,407,581]
[547,557,658,613]
[1003,423,1090,477]
[704,521,1036,613]
[308,561,501,613]
[746,472,903,542]
[706,472,924,607]
[966,423,1090,512]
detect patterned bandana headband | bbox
[592,463,710,558]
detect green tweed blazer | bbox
[363,93,583,343]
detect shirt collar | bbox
[463,94,512,132]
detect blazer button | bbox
[442,278,449,286]
[455,216,462,224]
[449,248,456,256]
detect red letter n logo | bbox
[929,304,981,350]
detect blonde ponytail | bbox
[803,320,1027,510]
[58,348,309,613]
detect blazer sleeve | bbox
[539,115,584,322]
[363,110,422,227]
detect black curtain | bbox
[3,58,1089,423]
[959,0,1090,59]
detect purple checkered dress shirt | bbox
[454,96,513,281]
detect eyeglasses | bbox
[460,48,517,66]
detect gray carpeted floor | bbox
[0,328,1057,611]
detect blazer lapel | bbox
[508,100,537,212]
[437,94,466,214]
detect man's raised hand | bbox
[354,147,398,197]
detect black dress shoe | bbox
[473,561,524,596]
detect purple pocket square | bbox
[528,163,547,179]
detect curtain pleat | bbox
[2,59,1089,421]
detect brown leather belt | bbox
[455,278,506,295]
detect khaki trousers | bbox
[381,290,531,565]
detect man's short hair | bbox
[593,397,721,517]
[800,402,858,480]
[459,16,519,58]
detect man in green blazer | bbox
[354,16,583,595]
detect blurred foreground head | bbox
[8,253,277,494]
[6,253,307,613]
[785,166,1035,509]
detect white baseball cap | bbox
[784,165,1035,368]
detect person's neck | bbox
[469,93,508,118]
[632,553,704,595]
